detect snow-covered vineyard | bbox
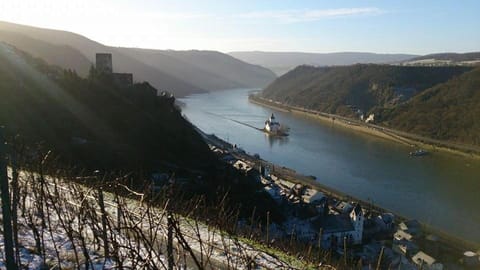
[0,169,322,270]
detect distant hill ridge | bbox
[0,21,276,97]
[229,51,418,75]
[407,52,480,62]
[117,47,276,92]
[0,29,92,76]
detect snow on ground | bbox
[0,170,303,269]
[0,207,117,269]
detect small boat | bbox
[263,113,289,136]
[409,149,428,157]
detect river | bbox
[179,88,480,244]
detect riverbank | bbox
[198,128,480,254]
[249,95,480,159]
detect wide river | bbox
[179,88,480,244]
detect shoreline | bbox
[249,95,480,160]
[197,129,480,253]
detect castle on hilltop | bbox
[95,53,133,87]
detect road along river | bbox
[179,88,480,244]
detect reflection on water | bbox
[180,88,480,243]
[265,134,289,148]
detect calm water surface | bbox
[179,88,480,243]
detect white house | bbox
[365,113,375,123]
[313,203,364,248]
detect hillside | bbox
[261,64,472,117]
[0,42,214,170]
[0,21,201,97]
[376,67,480,146]
[161,50,276,88]
[117,48,276,91]
[0,29,92,76]
[229,51,417,75]
[0,21,276,97]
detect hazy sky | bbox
[0,0,479,54]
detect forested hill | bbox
[260,64,479,146]
[376,67,480,146]
[0,42,214,170]
[262,64,472,116]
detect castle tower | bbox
[96,53,113,74]
[349,204,364,244]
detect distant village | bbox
[197,136,479,270]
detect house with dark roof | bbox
[399,220,422,237]
[312,203,364,248]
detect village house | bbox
[259,164,270,178]
[283,218,317,242]
[302,188,325,205]
[233,160,252,172]
[334,201,354,214]
[360,242,395,268]
[462,251,480,268]
[312,203,364,248]
[398,220,422,237]
[379,213,395,229]
[411,251,443,270]
[392,240,419,258]
[394,229,413,242]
